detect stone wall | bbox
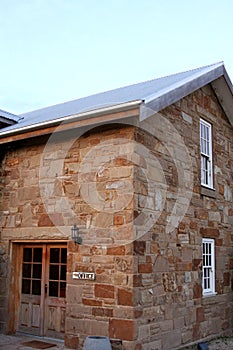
[0,125,138,347]
[0,84,232,349]
[133,84,233,349]
[0,148,9,332]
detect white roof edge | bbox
[0,99,142,138]
[221,65,233,94]
[140,62,233,125]
[144,62,225,104]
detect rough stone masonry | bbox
[0,84,233,349]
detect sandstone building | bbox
[0,62,233,349]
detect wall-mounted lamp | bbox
[71,224,82,244]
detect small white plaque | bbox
[73,272,96,280]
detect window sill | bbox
[200,186,217,198]
[203,292,217,298]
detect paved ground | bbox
[208,337,233,349]
[0,334,68,350]
[1,333,233,349]
[180,337,233,349]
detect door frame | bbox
[8,240,68,336]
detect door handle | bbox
[45,284,48,294]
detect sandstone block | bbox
[109,319,135,341]
[95,284,114,299]
[82,298,102,306]
[162,330,181,349]
[138,263,152,273]
[154,256,169,272]
[142,339,161,350]
[92,307,113,318]
[134,241,146,255]
[64,335,79,350]
[107,245,126,255]
[117,288,133,306]
[200,227,220,238]
[138,324,150,341]
[196,307,205,322]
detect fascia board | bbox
[0,100,141,139]
[140,64,233,123]
[211,76,233,126]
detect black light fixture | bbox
[71,224,82,244]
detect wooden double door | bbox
[17,244,67,339]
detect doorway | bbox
[17,243,67,339]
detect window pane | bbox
[202,239,214,294]
[206,141,209,155]
[33,264,42,279]
[23,263,31,278]
[203,125,206,140]
[22,279,31,294]
[60,265,66,281]
[201,156,208,185]
[204,139,207,154]
[23,248,32,262]
[200,122,211,156]
[61,248,67,264]
[60,282,66,298]
[206,127,209,142]
[49,265,59,280]
[49,281,58,297]
[201,139,205,154]
[32,280,41,295]
[200,120,212,187]
[50,248,60,263]
[33,248,42,262]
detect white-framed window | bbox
[200,118,213,188]
[202,238,215,296]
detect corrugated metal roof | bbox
[0,62,232,137]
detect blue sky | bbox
[0,0,232,114]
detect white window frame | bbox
[200,118,213,188]
[202,238,216,296]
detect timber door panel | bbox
[18,244,67,339]
[18,246,44,335]
[45,246,67,339]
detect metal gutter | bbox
[0,100,142,138]
[0,109,21,122]
[0,117,15,126]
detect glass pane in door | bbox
[21,247,42,295]
[48,248,67,298]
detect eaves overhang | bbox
[210,69,233,126]
[0,100,141,144]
